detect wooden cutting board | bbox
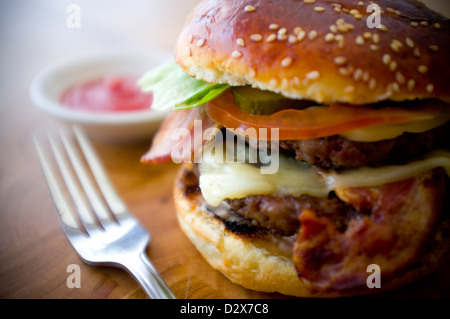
[1,118,449,299]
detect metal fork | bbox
[33,126,176,299]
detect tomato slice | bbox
[206,91,442,140]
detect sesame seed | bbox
[350,9,360,16]
[363,32,372,40]
[354,69,363,81]
[185,47,192,57]
[294,27,303,35]
[418,65,428,73]
[410,21,419,27]
[386,7,396,14]
[304,0,316,3]
[339,67,351,76]
[314,6,325,12]
[407,79,415,91]
[372,34,380,44]
[390,39,403,52]
[395,10,401,15]
[269,78,277,87]
[269,24,279,30]
[337,24,352,33]
[297,31,306,41]
[231,50,242,58]
[395,71,405,84]
[236,38,245,47]
[249,68,256,77]
[277,33,288,41]
[334,56,348,66]
[344,85,355,93]
[281,57,293,68]
[434,23,441,29]
[188,34,194,43]
[197,38,205,47]
[288,35,298,44]
[330,25,338,33]
[324,33,335,42]
[292,76,300,86]
[306,70,320,80]
[382,54,391,65]
[266,34,277,42]
[369,78,377,90]
[353,14,363,20]
[379,24,388,32]
[358,1,364,6]
[278,28,287,35]
[370,44,379,51]
[429,45,439,52]
[334,7,341,13]
[356,35,364,45]
[413,47,421,58]
[362,71,370,82]
[420,21,429,26]
[244,5,256,12]
[389,61,398,72]
[335,34,345,48]
[426,84,434,93]
[391,82,400,92]
[250,34,263,42]
[405,37,414,48]
[308,30,318,40]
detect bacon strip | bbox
[141,106,220,164]
[293,168,447,291]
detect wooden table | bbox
[1,1,449,299]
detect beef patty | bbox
[279,122,449,169]
[225,193,367,236]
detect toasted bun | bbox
[175,0,450,104]
[174,164,450,297]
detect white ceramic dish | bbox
[30,49,172,143]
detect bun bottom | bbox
[174,164,450,298]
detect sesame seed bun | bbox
[175,0,450,105]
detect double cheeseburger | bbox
[140,0,450,297]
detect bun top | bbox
[175,0,450,105]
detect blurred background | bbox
[0,0,202,122]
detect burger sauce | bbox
[61,76,153,112]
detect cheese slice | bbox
[340,117,449,142]
[199,149,450,207]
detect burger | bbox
[138,0,450,297]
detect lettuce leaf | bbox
[137,61,230,111]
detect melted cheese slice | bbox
[199,150,450,207]
[341,117,449,142]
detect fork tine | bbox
[59,129,115,228]
[47,133,98,233]
[33,136,79,232]
[73,126,128,219]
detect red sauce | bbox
[61,76,153,112]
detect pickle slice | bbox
[232,86,316,115]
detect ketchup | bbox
[61,76,153,112]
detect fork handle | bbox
[123,253,176,299]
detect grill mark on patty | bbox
[225,192,370,236]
